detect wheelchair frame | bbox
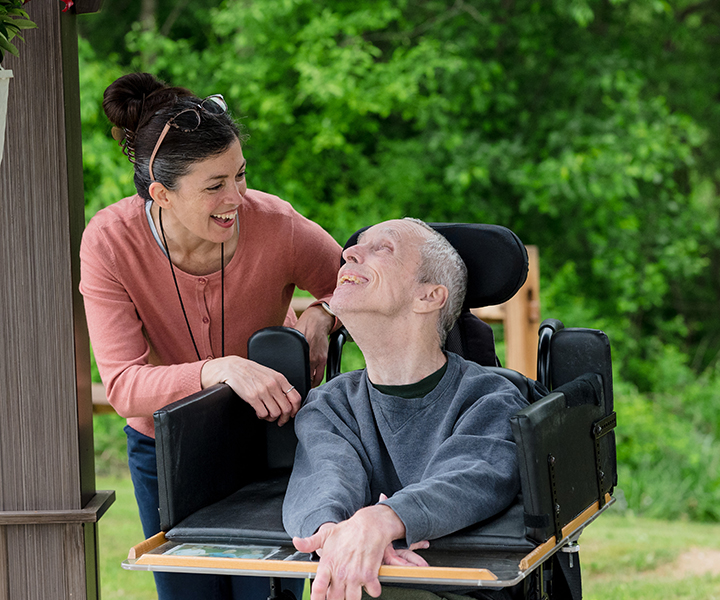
[122,224,617,600]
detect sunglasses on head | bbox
[148,94,228,182]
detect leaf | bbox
[7,8,31,18]
[10,18,36,30]
[0,34,19,57]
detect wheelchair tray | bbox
[123,495,612,588]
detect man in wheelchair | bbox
[283,218,529,600]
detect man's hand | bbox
[382,540,430,567]
[376,495,429,568]
[292,505,406,600]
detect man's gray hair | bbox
[404,218,468,345]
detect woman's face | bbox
[163,138,247,246]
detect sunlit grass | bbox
[581,509,720,600]
[97,471,157,599]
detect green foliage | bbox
[111,0,718,386]
[79,0,720,522]
[78,37,136,221]
[93,412,130,477]
[615,364,720,521]
[0,0,36,62]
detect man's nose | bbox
[342,245,362,263]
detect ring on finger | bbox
[283,385,295,395]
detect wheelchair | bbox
[123,223,617,600]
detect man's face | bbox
[330,220,428,318]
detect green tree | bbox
[77,0,720,521]
[113,0,713,384]
[77,0,720,385]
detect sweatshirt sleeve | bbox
[381,388,526,546]
[79,223,205,420]
[282,383,373,538]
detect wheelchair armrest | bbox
[155,384,262,532]
[510,372,616,544]
[155,326,311,532]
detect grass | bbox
[97,470,157,599]
[581,510,720,600]
[96,468,720,600]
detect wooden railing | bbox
[93,246,540,412]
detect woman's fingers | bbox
[250,373,300,425]
[202,356,302,425]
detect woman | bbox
[80,73,341,599]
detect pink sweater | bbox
[80,191,341,438]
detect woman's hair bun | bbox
[103,72,193,132]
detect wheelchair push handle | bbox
[537,318,564,390]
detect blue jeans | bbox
[125,425,305,600]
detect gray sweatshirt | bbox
[282,352,528,546]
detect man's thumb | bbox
[292,534,321,554]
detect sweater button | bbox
[206,355,213,360]
[198,277,207,285]
[202,317,209,324]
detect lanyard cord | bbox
[158,207,224,361]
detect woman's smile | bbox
[211,209,238,228]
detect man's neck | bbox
[348,315,446,386]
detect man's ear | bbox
[414,284,448,314]
[149,181,172,208]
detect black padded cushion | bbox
[154,327,309,532]
[343,223,528,309]
[549,328,613,415]
[426,497,535,553]
[549,328,617,491]
[510,373,615,543]
[155,385,260,533]
[445,310,499,367]
[167,475,534,553]
[167,474,292,545]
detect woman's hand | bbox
[293,304,336,387]
[201,356,302,426]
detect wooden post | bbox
[0,2,110,599]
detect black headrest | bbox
[343,223,528,308]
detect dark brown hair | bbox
[103,72,243,201]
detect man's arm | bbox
[283,378,374,539]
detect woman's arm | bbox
[80,228,205,418]
[288,212,342,384]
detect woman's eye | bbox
[208,183,223,191]
[237,171,246,180]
